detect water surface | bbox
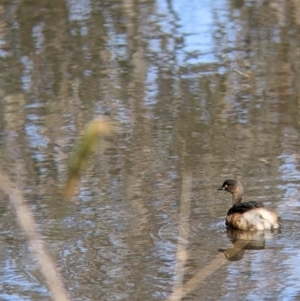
[1,0,300,300]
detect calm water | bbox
[1,0,300,300]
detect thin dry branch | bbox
[0,171,70,301]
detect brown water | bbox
[1,0,300,300]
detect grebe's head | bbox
[217,179,244,196]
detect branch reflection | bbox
[219,228,281,261]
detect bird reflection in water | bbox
[219,228,280,261]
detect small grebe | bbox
[217,179,280,231]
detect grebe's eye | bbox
[224,184,228,188]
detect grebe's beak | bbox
[217,186,224,191]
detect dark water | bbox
[1,0,300,300]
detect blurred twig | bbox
[233,69,250,78]
[0,170,70,301]
[64,119,115,199]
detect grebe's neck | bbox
[232,192,244,205]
